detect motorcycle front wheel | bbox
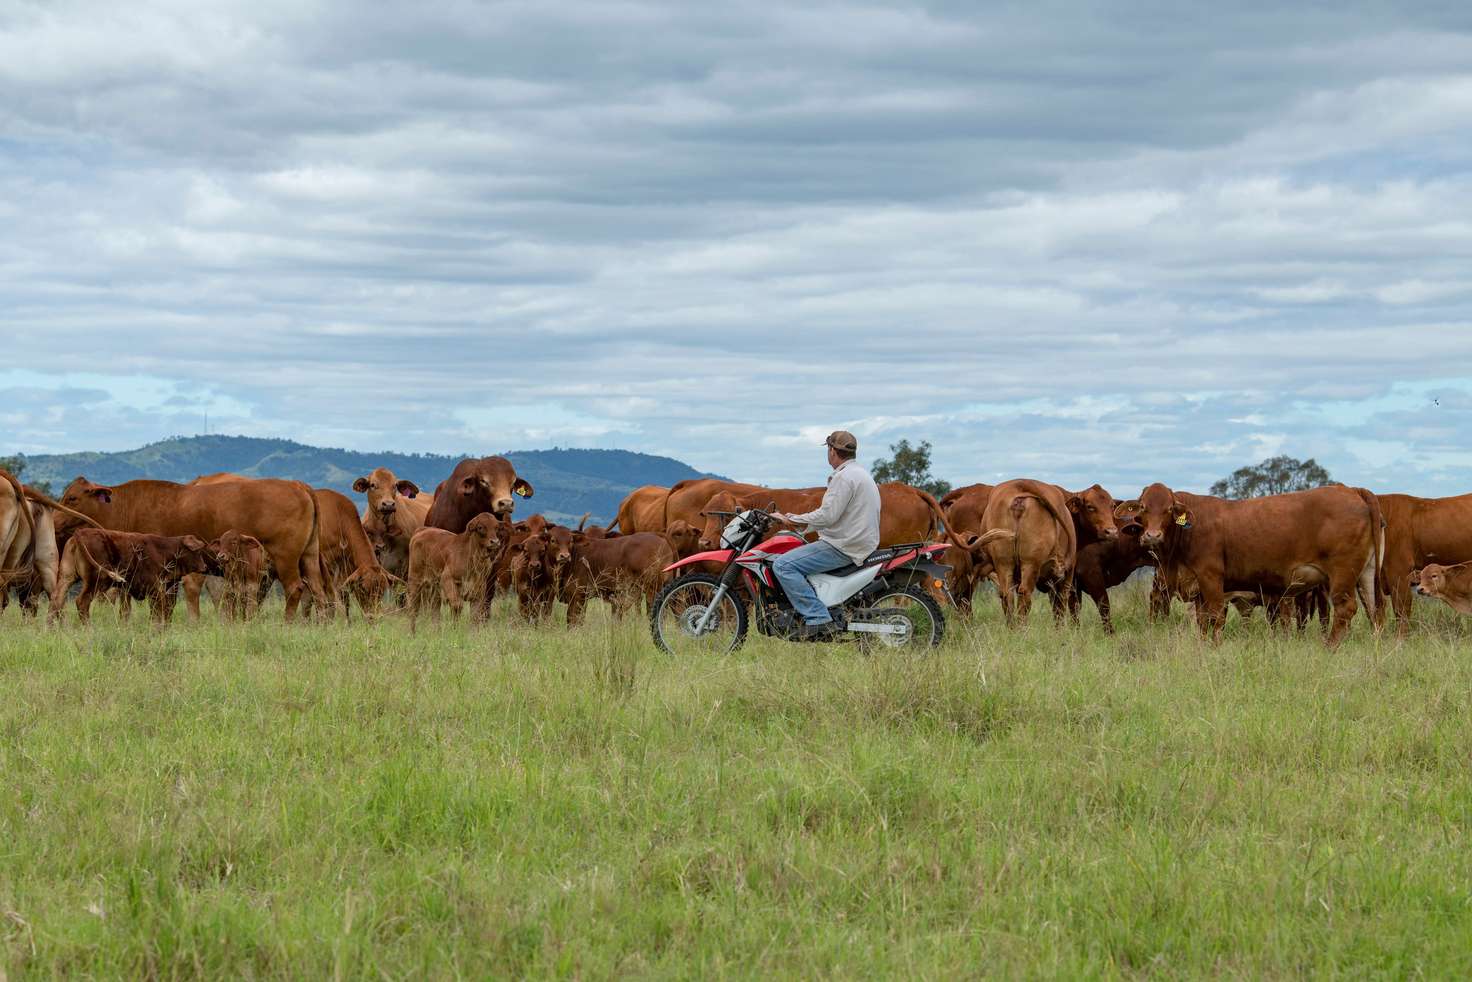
[650,573,749,656]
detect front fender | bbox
[663,549,735,573]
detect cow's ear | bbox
[396,480,419,499]
[1066,494,1082,513]
[510,542,524,554]
[460,477,478,495]
[513,478,533,498]
[1113,500,1141,520]
[1172,504,1194,529]
[352,477,371,493]
[89,486,115,504]
[572,532,587,545]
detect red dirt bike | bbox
[649,506,951,655]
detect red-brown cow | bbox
[967,479,1077,626]
[1411,562,1472,615]
[1115,483,1379,646]
[1376,492,1472,635]
[424,457,533,531]
[56,477,327,620]
[354,466,433,583]
[560,532,675,624]
[309,488,397,620]
[406,513,509,631]
[50,528,220,624]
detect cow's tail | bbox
[1007,480,1074,547]
[1353,486,1385,616]
[75,532,126,584]
[300,489,326,605]
[575,512,591,532]
[915,488,977,551]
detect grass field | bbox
[3,588,1472,978]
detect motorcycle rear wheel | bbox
[650,573,750,656]
[854,583,946,652]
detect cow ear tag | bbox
[514,486,530,497]
[1175,513,1191,528]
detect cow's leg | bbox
[442,572,463,621]
[1014,564,1039,624]
[1327,582,1358,648]
[1386,562,1415,638]
[1356,557,1379,631]
[75,571,98,626]
[275,553,307,622]
[50,546,82,626]
[1195,579,1227,642]
[565,589,586,627]
[1089,585,1113,635]
[181,574,204,620]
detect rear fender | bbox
[883,560,953,591]
[663,549,735,573]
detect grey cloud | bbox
[1,1,1471,493]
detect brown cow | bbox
[1411,562,1472,615]
[55,477,327,620]
[561,532,675,624]
[612,485,670,533]
[309,488,397,620]
[664,478,774,531]
[664,520,702,560]
[968,479,1077,626]
[1045,484,1153,634]
[354,467,433,583]
[1,471,62,616]
[50,528,220,624]
[424,457,533,531]
[212,530,270,620]
[1376,492,1472,635]
[406,513,509,632]
[510,530,557,622]
[181,529,271,620]
[1115,483,1379,646]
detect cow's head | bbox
[174,534,219,576]
[665,520,702,559]
[1114,483,1190,550]
[353,467,419,517]
[697,492,741,551]
[544,524,575,571]
[343,566,397,617]
[1067,483,1118,541]
[511,531,550,581]
[456,456,533,518]
[465,513,509,558]
[59,477,116,529]
[362,522,389,562]
[1411,562,1472,614]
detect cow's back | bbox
[1184,486,1373,590]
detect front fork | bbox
[692,562,744,634]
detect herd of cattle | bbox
[2,455,1470,645]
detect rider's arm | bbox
[787,471,854,531]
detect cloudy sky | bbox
[3,1,1471,493]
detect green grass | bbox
[4,588,1472,977]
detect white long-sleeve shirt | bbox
[788,460,881,562]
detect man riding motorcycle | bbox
[772,430,881,640]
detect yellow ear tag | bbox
[1175,513,1190,527]
[514,486,530,497]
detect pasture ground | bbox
[3,587,1472,977]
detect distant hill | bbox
[15,435,726,525]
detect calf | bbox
[560,531,676,625]
[181,530,270,620]
[510,530,558,622]
[1055,484,1153,634]
[1115,483,1379,646]
[1411,563,1472,615]
[406,513,509,631]
[51,528,220,625]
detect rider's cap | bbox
[824,430,858,453]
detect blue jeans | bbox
[772,540,850,625]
